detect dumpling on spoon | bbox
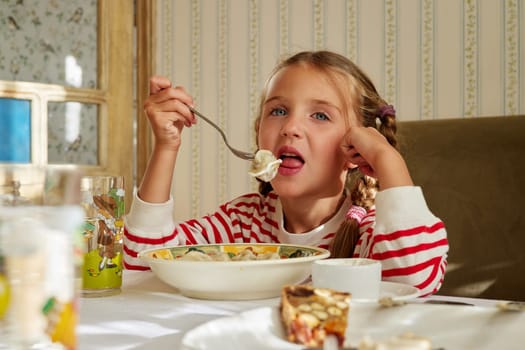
[248,150,282,182]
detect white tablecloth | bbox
[78,270,278,349]
[1,269,522,349]
[77,270,522,349]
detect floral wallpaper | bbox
[0,0,97,87]
[0,0,99,165]
[47,101,98,165]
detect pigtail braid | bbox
[377,110,398,150]
[329,172,378,258]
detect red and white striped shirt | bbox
[124,186,448,296]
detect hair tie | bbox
[346,205,367,224]
[379,104,396,119]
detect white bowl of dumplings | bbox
[139,243,330,300]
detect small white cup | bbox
[312,258,382,301]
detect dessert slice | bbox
[280,285,351,347]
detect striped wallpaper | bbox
[155,0,524,220]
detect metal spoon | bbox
[187,106,255,160]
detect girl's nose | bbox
[280,114,302,138]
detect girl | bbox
[124,51,448,296]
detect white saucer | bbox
[351,281,420,303]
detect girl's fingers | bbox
[347,150,375,176]
[148,99,196,128]
[358,165,375,177]
[148,75,194,106]
[144,82,196,124]
[342,145,360,159]
[350,155,369,168]
[149,76,172,95]
[147,86,193,107]
[343,147,375,175]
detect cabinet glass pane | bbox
[0,97,31,163]
[48,101,98,165]
[0,0,98,88]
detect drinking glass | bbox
[80,175,125,297]
[0,165,83,350]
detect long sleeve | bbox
[123,192,281,270]
[354,186,449,296]
[123,193,178,269]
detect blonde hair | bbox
[255,51,398,258]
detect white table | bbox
[78,271,523,349]
[78,270,278,349]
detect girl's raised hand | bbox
[341,126,413,189]
[143,76,196,150]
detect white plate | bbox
[181,303,525,350]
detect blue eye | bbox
[270,107,287,116]
[312,112,330,121]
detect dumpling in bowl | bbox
[248,150,282,182]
